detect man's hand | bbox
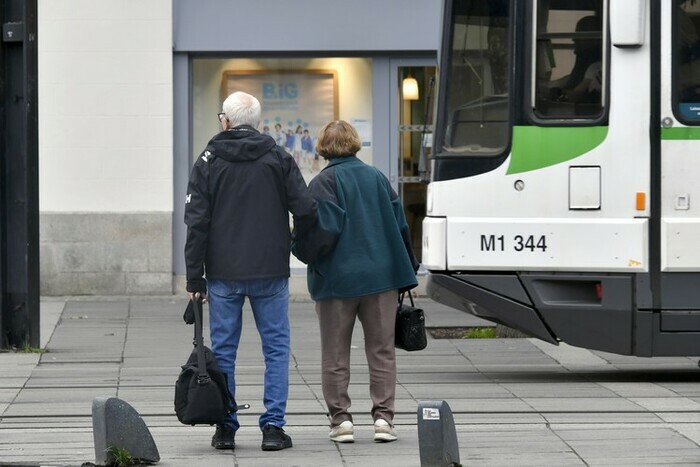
[183,292,207,325]
[187,291,208,303]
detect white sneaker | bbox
[374,419,397,442]
[329,420,354,443]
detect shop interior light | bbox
[402,77,419,100]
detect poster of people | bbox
[223,70,338,184]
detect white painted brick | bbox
[97,148,173,182]
[138,147,174,180]
[124,179,173,212]
[97,148,150,177]
[147,84,173,117]
[42,1,170,23]
[41,0,133,22]
[39,0,172,213]
[146,116,173,148]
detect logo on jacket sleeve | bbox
[185,194,192,204]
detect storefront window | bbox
[192,57,373,184]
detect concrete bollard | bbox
[92,396,160,466]
[417,400,462,467]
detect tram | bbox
[422,0,700,356]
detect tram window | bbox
[676,0,700,121]
[439,0,510,155]
[533,0,605,119]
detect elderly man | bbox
[184,91,315,452]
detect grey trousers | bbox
[315,290,398,427]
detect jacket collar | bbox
[326,154,359,168]
[226,124,259,135]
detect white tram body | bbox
[423,0,700,356]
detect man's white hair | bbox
[222,91,261,128]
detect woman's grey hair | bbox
[222,91,261,128]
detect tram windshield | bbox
[438,0,510,155]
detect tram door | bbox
[659,1,700,318]
[392,62,436,262]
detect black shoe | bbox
[211,424,235,450]
[261,424,292,451]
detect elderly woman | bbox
[292,120,419,444]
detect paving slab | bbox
[523,396,648,413]
[657,412,700,423]
[628,396,700,412]
[599,382,681,398]
[401,382,514,399]
[502,382,618,398]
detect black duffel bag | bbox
[175,298,246,425]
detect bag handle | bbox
[191,298,210,383]
[398,290,416,307]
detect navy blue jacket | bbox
[185,126,316,293]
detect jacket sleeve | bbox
[184,155,210,294]
[277,147,318,235]
[291,168,345,265]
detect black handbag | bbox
[174,298,247,425]
[395,291,427,351]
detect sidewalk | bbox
[2,296,700,466]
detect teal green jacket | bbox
[292,155,419,301]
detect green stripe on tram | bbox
[661,127,700,140]
[508,126,608,174]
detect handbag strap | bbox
[191,298,210,383]
[398,290,416,307]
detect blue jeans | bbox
[207,277,290,431]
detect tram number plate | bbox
[480,234,548,252]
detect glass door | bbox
[396,64,437,262]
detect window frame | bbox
[433,0,515,162]
[526,0,610,126]
[672,0,700,126]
